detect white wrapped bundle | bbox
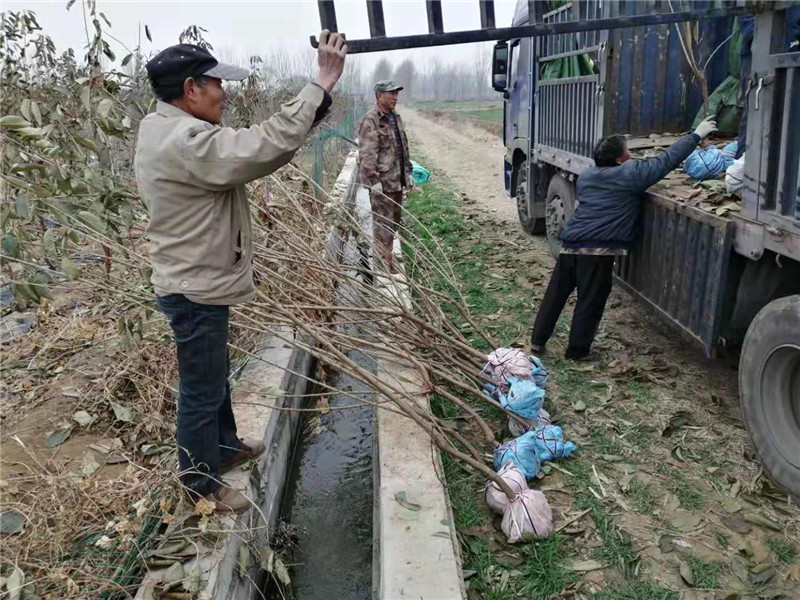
[501,489,553,543]
[484,462,528,514]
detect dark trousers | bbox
[531,254,615,359]
[156,294,241,496]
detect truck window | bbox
[510,40,521,89]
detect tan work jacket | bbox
[134,83,327,305]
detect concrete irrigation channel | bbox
[136,153,464,600]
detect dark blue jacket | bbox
[561,133,700,249]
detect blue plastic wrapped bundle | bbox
[530,355,548,389]
[531,425,578,462]
[684,141,738,180]
[493,435,542,479]
[499,376,545,420]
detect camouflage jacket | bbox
[358,106,412,193]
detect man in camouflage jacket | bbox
[358,80,413,271]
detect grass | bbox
[628,381,653,404]
[405,166,680,597]
[767,537,797,564]
[628,480,657,514]
[441,454,487,528]
[593,582,679,600]
[462,108,504,122]
[684,554,723,589]
[669,473,704,511]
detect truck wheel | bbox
[739,295,800,497]
[516,162,545,235]
[545,174,576,258]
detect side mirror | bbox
[492,41,508,92]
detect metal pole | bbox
[311,5,754,53]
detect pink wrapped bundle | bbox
[484,462,528,514]
[508,408,552,437]
[501,489,553,543]
[487,348,533,386]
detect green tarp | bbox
[539,1,596,80]
[691,75,741,134]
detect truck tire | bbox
[739,295,800,497]
[516,162,546,235]
[545,174,576,258]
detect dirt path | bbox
[403,108,518,225]
[404,109,800,598]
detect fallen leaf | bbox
[61,386,80,398]
[274,557,291,586]
[394,491,422,511]
[45,427,72,449]
[7,567,24,600]
[0,510,25,535]
[721,497,743,514]
[573,400,586,412]
[94,534,114,549]
[432,531,451,539]
[680,560,695,586]
[462,569,478,580]
[183,567,201,593]
[662,411,692,437]
[259,546,275,572]
[111,402,132,423]
[194,498,216,516]
[669,511,702,532]
[743,513,781,532]
[658,534,676,553]
[72,410,94,427]
[721,516,750,534]
[157,561,184,584]
[729,480,741,498]
[748,565,776,585]
[82,451,100,476]
[568,559,603,572]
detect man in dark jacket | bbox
[530,116,717,359]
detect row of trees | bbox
[368,46,494,101]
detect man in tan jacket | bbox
[135,32,346,512]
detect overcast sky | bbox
[7,1,518,76]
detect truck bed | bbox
[609,134,739,357]
[628,134,741,218]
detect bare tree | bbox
[393,59,417,98]
[371,57,393,85]
[472,45,491,100]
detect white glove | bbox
[694,115,718,140]
[370,182,383,195]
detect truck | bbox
[492,1,800,495]
[309,0,800,496]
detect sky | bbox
[6,1,519,76]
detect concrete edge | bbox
[372,236,467,600]
[135,152,360,600]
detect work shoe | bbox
[529,343,546,356]
[220,438,266,474]
[209,484,251,513]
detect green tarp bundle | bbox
[539,1,596,80]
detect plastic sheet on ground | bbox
[684,141,738,180]
[411,160,430,185]
[530,424,578,462]
[501,489,553,542]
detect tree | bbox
[371,57,393,86]
[393,59,417,98]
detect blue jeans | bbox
[156,294,241,496]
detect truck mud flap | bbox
[614,194,733,358]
